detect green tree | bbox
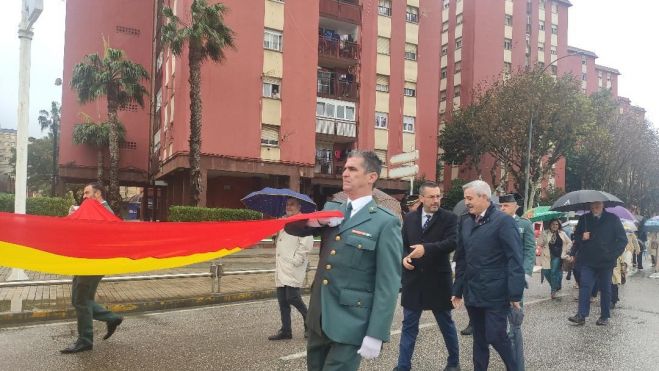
[441,178,468,212]
[37,101,61,196]
[161,0,235,206]
[72,121,126,183]
[9,137,54,194]
[70,44,149,211]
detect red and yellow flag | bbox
[0,199,339,275]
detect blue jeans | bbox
[508,307,525,371]
[578,265,613,319]
[396,307,460,370]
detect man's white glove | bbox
[525,274,532,288]
[357,336,382,360]
[307,217,344,227]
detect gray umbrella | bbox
[452,196,499,216]
[550,190,623,212]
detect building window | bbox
[538,61,545,69]
[404,82,416,97]
[264,29,283,51]
[403,116,415,133]
[550,46,557,55]
[551,3,558,13]
[120,141,137,150]
[316,100,355,121]
[504,38,513,50]
[406,6,419,23]
[539,21,545,31]
[115,25,141,36]
[441,67,448,79]
[504,62,512,74]
[377,37,390,55]
[440,90,447,101]
[455,37,462,49]
[376,74,390,92]
[375,112,388,129]
[404,43,417,61]
[454,85,461,97]
[442,21,449,32]
[443,0,450,10]
[551,24,558,35]
[261,125,280,147]
[454,61,462,73]
[582,73,587,81]
[456,14,463,25]
[378,0,392,16]
[441,44,448,56]
[505,15,513,26]
[262,78,281,98]
[550,65,558,75]
[538,42,545,52]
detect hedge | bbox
[0,193,71,217]
[168,206,263,222]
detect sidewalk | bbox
[0,246,320,325]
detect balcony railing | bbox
[316,118,356,138]
[317,78,358,100]
[320,0,361,24]
[318,37,359,62]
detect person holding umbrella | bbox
[566,201,627,326]
[268,197,314,341]
[537,219,572,299]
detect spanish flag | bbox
[0,199,339,275]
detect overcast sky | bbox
[0,0,656,138]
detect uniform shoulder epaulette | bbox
[326,200,342,205]
[376,204,396,217]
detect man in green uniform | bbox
[61,182,124,354]
[499,193,536,371]
[286,150,402,371]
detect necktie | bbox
[475,215,482,224]
[423,214,432,231]
[344,202,353,222]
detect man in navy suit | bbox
[394,181,460,371]
[452,180,525,371]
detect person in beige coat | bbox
[269,198,314,341]
[537,219,572,299]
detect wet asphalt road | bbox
[1,270,657,371]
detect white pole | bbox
[8,1,39,282]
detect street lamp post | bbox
[8,0,43,282]
[522,53,582,212]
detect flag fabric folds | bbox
[0,199,341,276]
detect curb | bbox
[0,287,312,326]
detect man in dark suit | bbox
[452,180,525,371]
[567,201,627,326]
[286,150,402,371]
[394,181,459,371]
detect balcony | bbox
[318,37,359,67]
[320,0,361,25]
[316,118,356,140]
[317,74,358,101]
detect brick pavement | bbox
[0,246,320,323]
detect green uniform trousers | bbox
[307,329,361,371]
[71,275,120,345]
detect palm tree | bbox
[70,44,149,210]
[72,121,126,183]
[161,0,235,206]
[37,101,61,196]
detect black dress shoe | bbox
[460,324,472,335]
[103,317,123,340]
[568,314,585,325]
[60,342,92,354]
[596,317,609,326]
[444,366,461,371]
[268,330,292,341]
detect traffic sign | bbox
[389,150,419,165]
[388,165,419,179]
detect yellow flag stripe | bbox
[0,241,242,276]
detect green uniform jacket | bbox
[514,215,536,276]
[286,199,402,346]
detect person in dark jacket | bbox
[567,201,627,326]
[394,181,459,371]
[452,180,525,371]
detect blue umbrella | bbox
[241,187,316,217]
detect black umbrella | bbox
[550,190,623,212]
